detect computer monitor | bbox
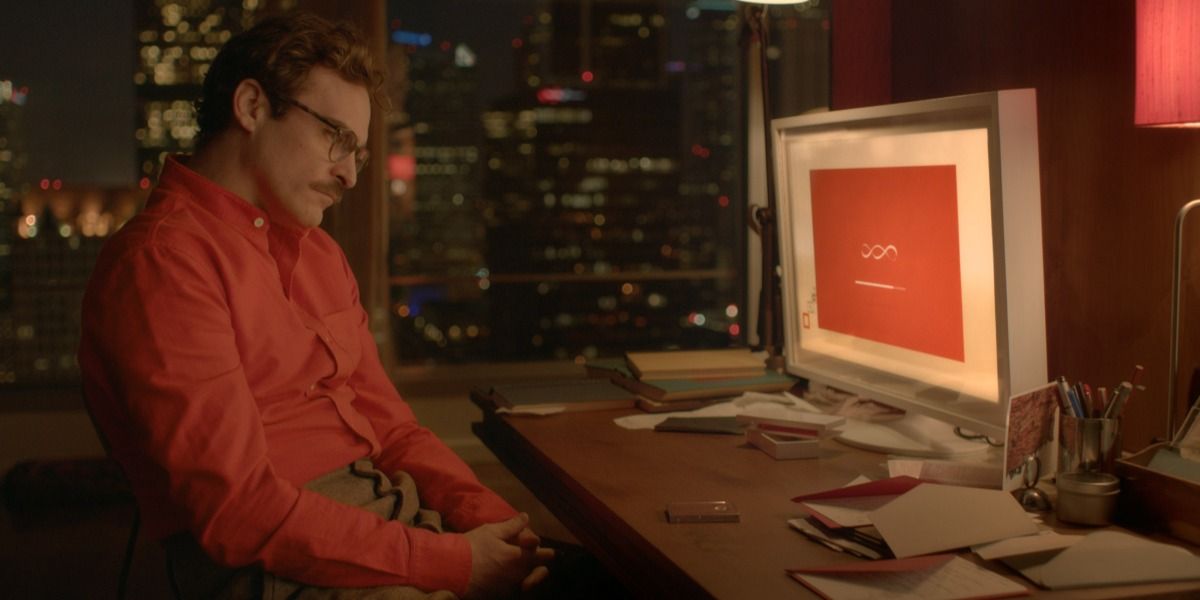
[772,89,1046,456]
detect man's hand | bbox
[463,514,553,599]
[508,526,554,593]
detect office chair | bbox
[81,393,141,600]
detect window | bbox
[0,0,828,390]
[384,0,828,365]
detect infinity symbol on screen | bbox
[860,244,899,260]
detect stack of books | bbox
[738,412,845,460]
[470,379,639,414]
[586,348,796,413]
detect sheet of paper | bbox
[612,392,819,430]
[868,483,1039,558]
[845,475,873,487]
[1005,530,1200,589]
[971,532,1082,561]
[788,554,1029,600]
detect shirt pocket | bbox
[320,305,364,380]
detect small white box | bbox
[747,427,821,460]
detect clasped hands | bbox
[464,513,555,599]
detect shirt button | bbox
[309,383,316,391]
[253,217,265,228]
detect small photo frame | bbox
[1002,382,1061,491]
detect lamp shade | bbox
[1136,0,1200,127]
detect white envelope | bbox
[972,532,1082,561]
[1004,530,1200,589]
[869,483,1039,558]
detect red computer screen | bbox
[808,165,965,362]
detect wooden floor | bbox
[0,453,576,599]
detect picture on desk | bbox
[809,165,965,361]
[1002,382,1060,491]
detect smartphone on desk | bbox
[666,500,740,523]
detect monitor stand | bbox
[834,411,990,458]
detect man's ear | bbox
[231,79,270,133]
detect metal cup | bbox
[1058,414,1121,474]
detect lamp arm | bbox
[1168,199,1200,441]
[744,4,784,368]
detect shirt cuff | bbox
[447,494,519,532]
[403,527,473,596]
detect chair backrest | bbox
[82,389,141,600]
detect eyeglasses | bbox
[278,97,369,173]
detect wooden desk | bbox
[472,407,1200,599]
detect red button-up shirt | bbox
[78,157,515,595]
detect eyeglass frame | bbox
[276,96,369,173]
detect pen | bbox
[1104,382,1132,419]
[1082,383,1098,417]
[1056,376,1076,416]
[1064,384,1086,418]
[796,530,877,560]
[1129,364,1145,388]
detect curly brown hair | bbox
[194,12,386,149]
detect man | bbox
[79,13,551,599]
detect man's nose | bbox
[333,155,357,189]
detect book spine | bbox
[609,372,664,400]
[755,423,822,438]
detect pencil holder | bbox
[1058,414,1121,474]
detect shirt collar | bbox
[154,155,312,247]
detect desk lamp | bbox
[737,0,809,370]
[1135,0,1200,441]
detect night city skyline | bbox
[1,0,829,384]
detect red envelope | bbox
[792,475,923,502]
[792,476,924,529]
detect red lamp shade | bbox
[1136,0,1200,127]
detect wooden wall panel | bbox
[830,0,891,109]
[835,0,1200,448]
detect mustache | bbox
[310,182,344,203]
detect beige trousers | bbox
[165,460,458,600]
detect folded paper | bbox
[1004,530,1200,589]
[868,483,1039,558]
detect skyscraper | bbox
[3,180,145,385]
[384,0,748,363]
[133,0,294,180]
[387,34,492,361]
[0,80,30,381]
[0,80,28,210]
[478,0,743,360]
